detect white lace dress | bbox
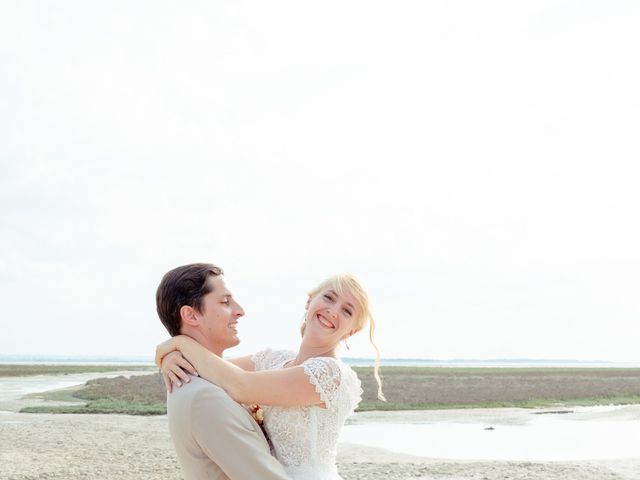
[251,349,363,480]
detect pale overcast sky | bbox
[1,1,639,361]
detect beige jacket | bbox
[167,376,289,480]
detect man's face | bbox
[195,275,245,353]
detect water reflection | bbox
[0,370,152,411]
[340,408,640,461]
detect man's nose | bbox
[235,304,245,317]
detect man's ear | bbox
[180,305,199,327]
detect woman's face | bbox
[304,287,360,346]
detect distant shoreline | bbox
[0,364,156,378]
[2,355,639,369]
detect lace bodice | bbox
[251,349,362,480]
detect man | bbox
[156,263,289,480]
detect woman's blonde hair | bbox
[301,274,385,401]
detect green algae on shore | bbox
[14,365,640,415]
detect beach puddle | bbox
[0,371,153,413]
[340,408,640,461]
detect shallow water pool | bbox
[340,409,640,461]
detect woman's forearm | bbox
[168,336,322,407]
[172,336,248,400]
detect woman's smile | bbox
[316,313,336,329]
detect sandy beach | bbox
[1,370,639,479]
[1,407,639,479]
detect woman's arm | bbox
[159,352,256,393]
[160,351,199,393]
[158,336,324,407]
[157,341,256,392]
[227,355,256,371]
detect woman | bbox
[156,274,384,480]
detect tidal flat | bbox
[7,365,640,415]
[3,365,640,479]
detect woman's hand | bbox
[155,337,180,368]
[160,351,199,393]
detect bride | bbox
[156,274,385,480]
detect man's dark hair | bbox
[156,263,224,336]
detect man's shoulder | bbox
[167,376,256,429]
[167,376,228,406]
[169,375,225,396]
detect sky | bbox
[1,1,639,362]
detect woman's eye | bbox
[323,294,333,301]
[343,309,353,317]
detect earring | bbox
[343,338,350,350]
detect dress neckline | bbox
[281,352,341,369]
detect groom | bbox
[156,263,288,480]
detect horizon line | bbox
[1,354,638,364]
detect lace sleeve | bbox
[251,348,293,371]
[250,349,272,371]
[302,357,342,409]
